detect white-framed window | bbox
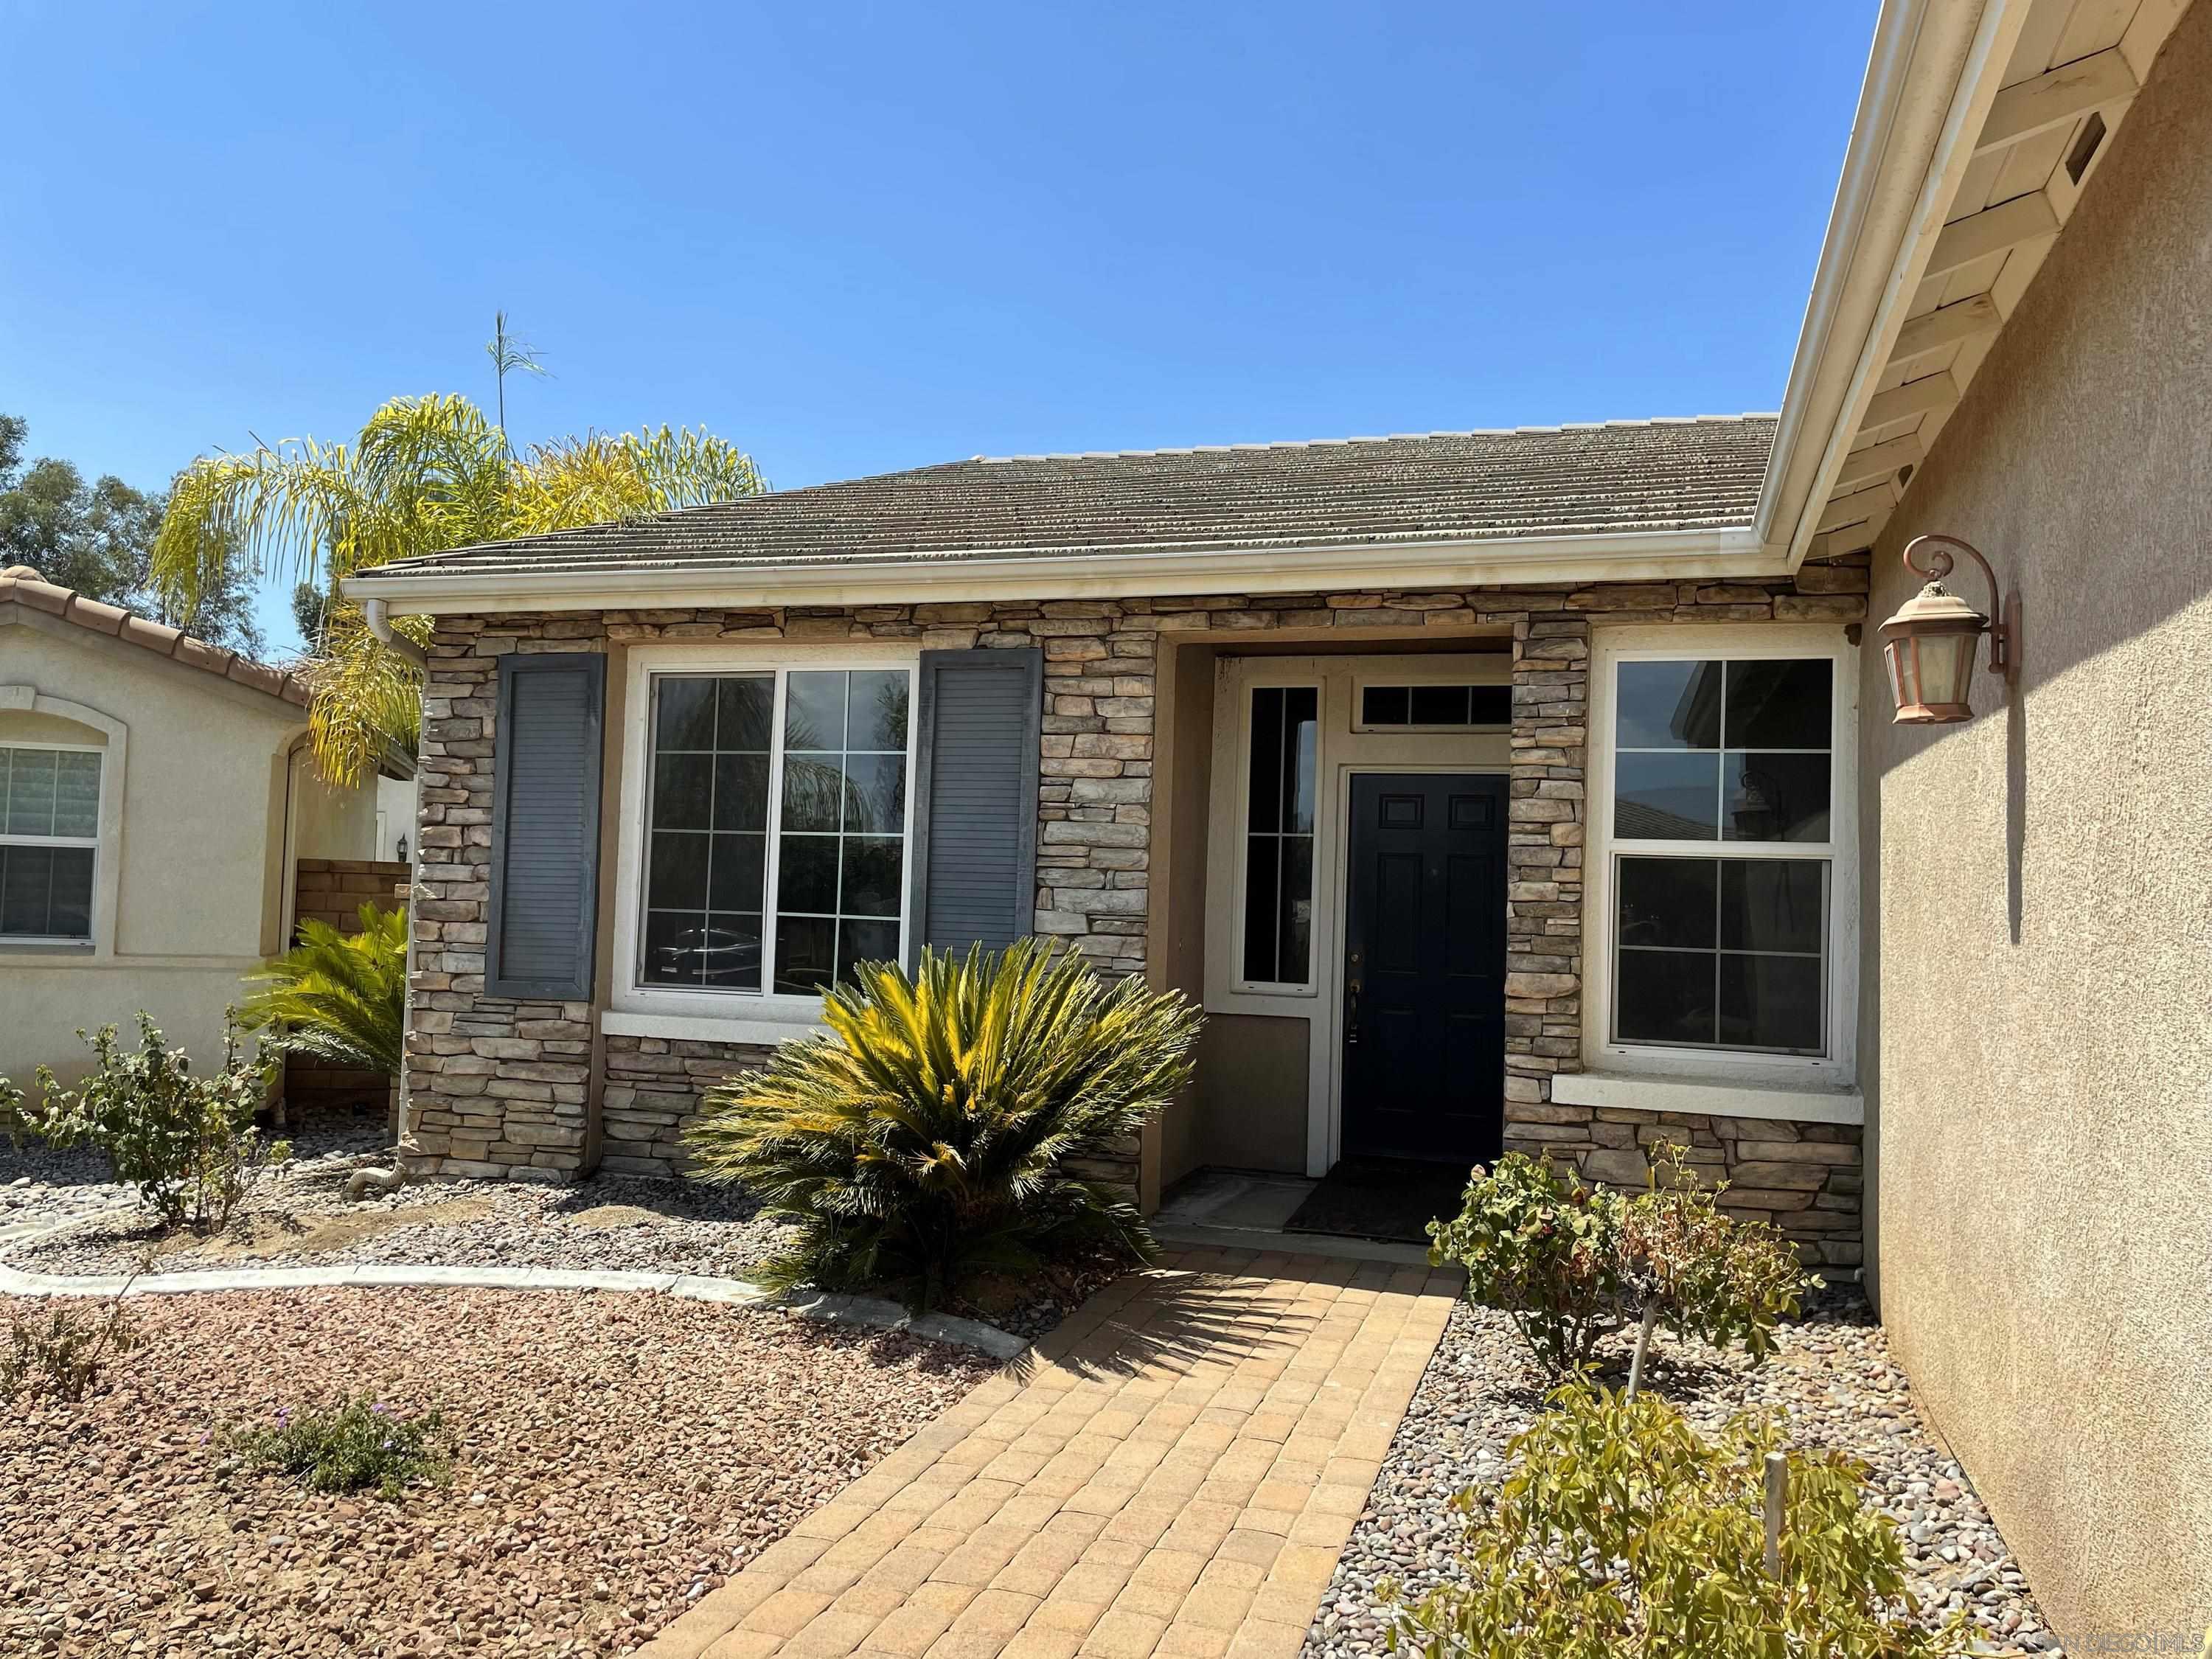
[619,650,917,1017]
[0,742,102,943]
[1236,682,1321,992]
[1587,626,1857,1085]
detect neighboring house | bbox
[344,0,2208,1636]
[0,566,412,1083]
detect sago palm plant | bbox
[240,905,408,1077]
[151,392,765,787]
[685,940,1203,1313]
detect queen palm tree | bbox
[152,393,764,787]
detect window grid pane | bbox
[1614,854,1826,1056]
[1242,687,1316,984]
[0,749,100,941]
[0,844,94,939]
[772,669,909,996]
[1613,660,1833,849]
[641,676,773,990]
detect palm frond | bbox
[161,394,762,788]
[293,605,426,788]
[151,439,374,610]
[240,905,408,1077]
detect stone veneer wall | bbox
[404,564,1867,1259]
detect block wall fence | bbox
[285,858,411,1117]
[403,564,1867,1267]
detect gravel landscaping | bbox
[1,1116,1136,1340]
[0,1284,996,1658]
[1303,1290,2061,1659]
[5,1121,799,1282]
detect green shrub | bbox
[229,1394,448,1500]
[240,904,408,1077]
[1,1014,288,1232]
[1427,1152,1627,1373]
[1428,1144,1815,1385]
[684,939,1203,1313]
[1382,1383,1971,1659]
[1620,1143,1818,1385]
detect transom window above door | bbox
[1604,655,1840,1059]
[1356,683,1511,730]
[0,745,101,942]
[640,667,911,996]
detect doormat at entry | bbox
[1281,1158,1471,1245]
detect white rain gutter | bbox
[341,523,1776,616]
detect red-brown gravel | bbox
[0,1287,998,1658]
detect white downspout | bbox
[363,597,428,669]
[351,594,428,1189]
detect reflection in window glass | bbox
[1608,658,1837,1060]
[0,747,100,940]
[775,669,908,995]
[643,676,773,990]
[1613,659,1832,843]
[1614,855,1826,1054]
[1242,686,1318,984]
[640,669,911,996]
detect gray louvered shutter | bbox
[486,653,605,999]
[910,647,1043,959]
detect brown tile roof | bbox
[0,566,309,708]
[352,414,1776,583]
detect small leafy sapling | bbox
[3,1013,288,1233]
[1427,1153,1629,1373]
[1428,1144,1817,1390]
[1618,1142,1820,1399]
[1,1268,145,1405]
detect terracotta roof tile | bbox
[0,571,309,708]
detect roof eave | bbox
[1756,0,2036,568]
[339,524,1779,616]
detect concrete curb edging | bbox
[0,1217,1030,1361]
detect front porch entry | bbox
[1152,644,1514,1242]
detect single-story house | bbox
[0,566,414,1084]
[345,0,2209,1635]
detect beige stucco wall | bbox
[0,618,375,1083]
[1858,4,2212,1634]
[1186,1013,1310,1175]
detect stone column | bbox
[1503,609,1590,1117]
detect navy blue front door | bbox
[1340,773,1508,1163]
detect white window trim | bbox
[0,695,125,960]
[1219,669,1326,1000]
[1584,623,1860,1092]
[611,641,920,1037]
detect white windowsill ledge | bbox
[601,1009,828,1047]
[1551,1071,1863,1127]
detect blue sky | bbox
[1,2,1874,654]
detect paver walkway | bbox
[646,1246,1459,1659]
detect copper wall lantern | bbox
[1877,534,2017,724]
